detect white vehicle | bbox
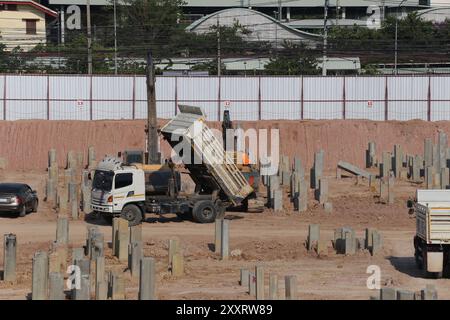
[412,189,450,278]
[91,105,254,225]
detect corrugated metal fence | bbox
[2,74,450,121]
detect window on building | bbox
[23,19,38,35]
[0,4,18,11]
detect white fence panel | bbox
[0,76,4,121]
[6,75,47,120]
[303,77,344,120]
[261,77,301,120]
[178,77,219,121]
[135,76,176,120]
[49,76,90,120]
[387,76,428,121]
[92,76,134,120]
[221,77,259,121]
[345,77,385,121]
[430,76,450,121]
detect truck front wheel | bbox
[121,204,143,226]
[192,200,217,224]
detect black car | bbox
[0,183,38,217]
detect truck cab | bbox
[91,156,146,225]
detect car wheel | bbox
[32,199,38,213]
[120,204,143,226]
[192,200,217,224]
[19,205,26,217]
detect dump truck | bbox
[411,189,450,278]
[91,105,254,225]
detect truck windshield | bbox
[93,170,114,191]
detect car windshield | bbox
[93,170,114,191]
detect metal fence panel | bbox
[92,76,134,120]
[261,77,301,120]
[221,77,259,121]
[0,76,4,121]
[387,76,428,121]
[345,76,385,121]
[178,77,219,121]
[49,75,90,120]
[1,74,450,121]
[303,77,344,120]
[135,76,176,120]
[430,76,450,121]
[6,75,47,120]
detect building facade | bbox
[0,0,57,50]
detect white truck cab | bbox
[91,156,146,224]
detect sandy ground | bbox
[0,168,447,300]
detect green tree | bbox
[265,42,319,75]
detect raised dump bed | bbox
[160,105,253,206]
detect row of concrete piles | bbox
[45,147,97,219]
[375,285,438,300]
[306,224,382,256]
[240,267,297,300]
[26,217,157,300]
[365,131,450,193]
[262,150,331,214]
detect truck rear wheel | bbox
[192,200,217,224]
[121,204,143,226]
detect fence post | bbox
[384,76,388,121]
[301,76,304,120]
[258,76,262,121]
[217,76,221,121]
[342,76,346,120]
[427,76,431,122]
[132,75,136,120]
[3,74,6,121]
[89,75,93,121]
[47,75,50,120]
[175,76,178,115]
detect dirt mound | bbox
[0,119,447,171]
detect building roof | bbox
[186,8,320,47]
[183,0,421,7]
[317,57,361,71]
[0,0,58,17]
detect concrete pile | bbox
[28,217,157,300]
[375,285,437,300]
[365,132,450,191]
[239,267,297,300]
[44,146,97,219]
[333,227,382,256]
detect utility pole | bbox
[113,0,118,74]
[322,0,329,76]
[146,51,159,165]
[87,0,92,74]
[60,7,65,44]
[336,0,339,26]
[217,16,221,76]
[278,0,282,21]
[395,0,407,75]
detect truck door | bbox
[113,172,135,211]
